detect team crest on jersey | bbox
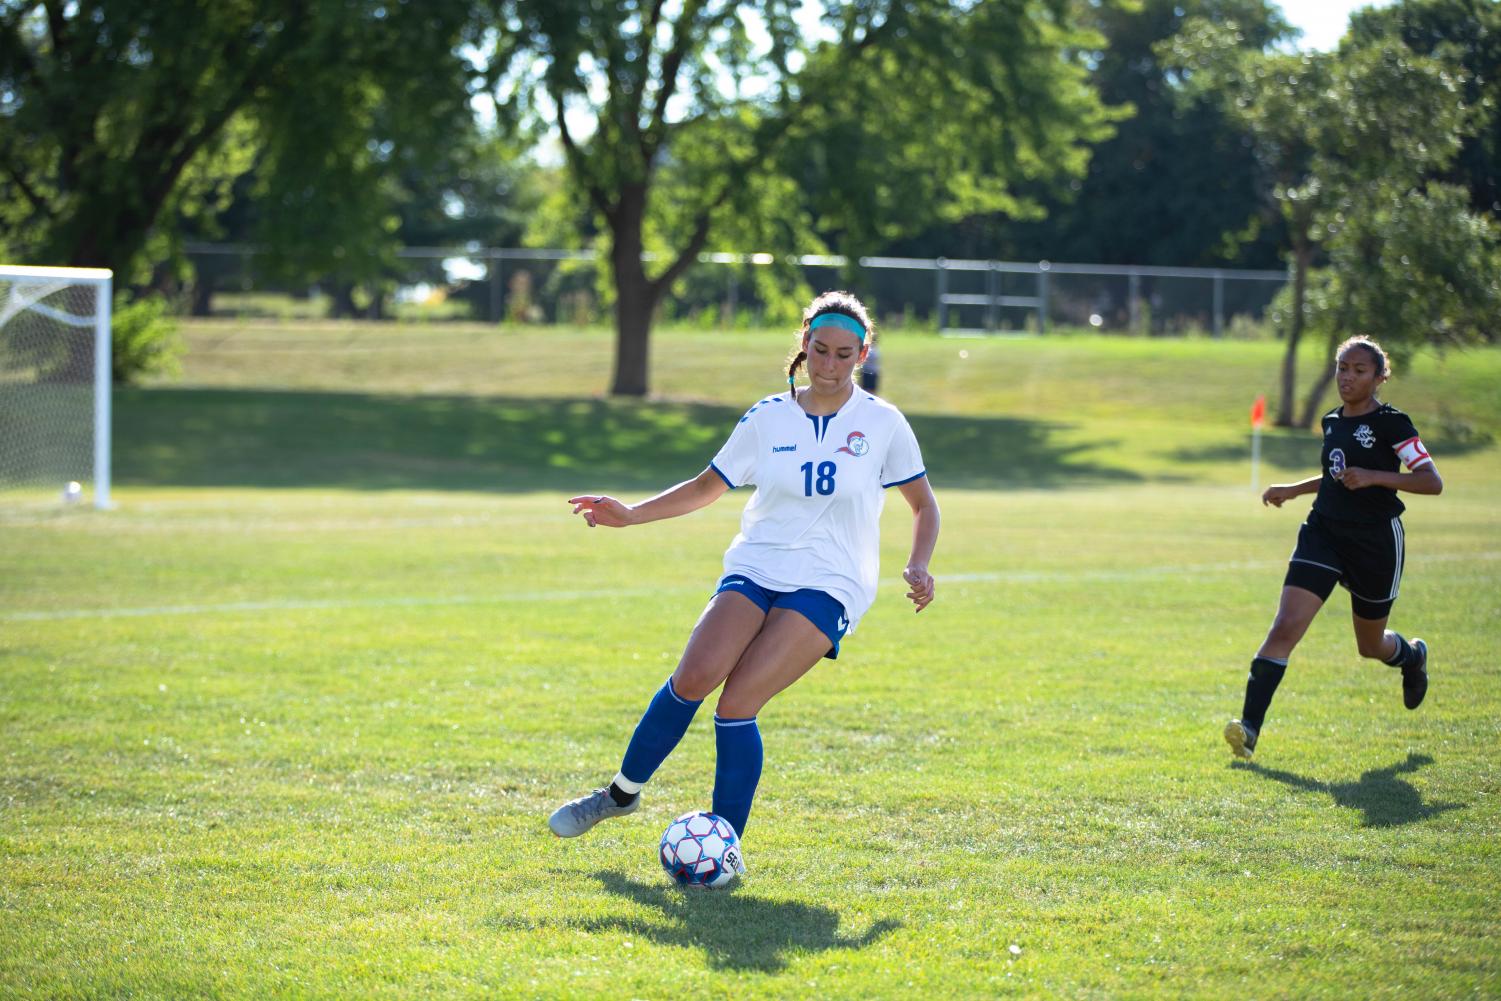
[835,431,869,457]
[1329,448,1346,477]
[1354,424,1375,447]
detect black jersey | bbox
[1312,402,1427,522]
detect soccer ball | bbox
[658,810,745,889]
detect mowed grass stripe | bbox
[5,550,1498,623]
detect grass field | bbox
[3,322,1499,998]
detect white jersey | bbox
[710,390,926,633]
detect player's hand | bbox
[903,565,935,612]
[1336,467,1375,490]
[1261,484,1296,507]
[567,494,636,528]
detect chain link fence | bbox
[182,244,1287,337]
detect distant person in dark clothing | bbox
[859,338,880,393]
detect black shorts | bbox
[1284,510,1406,619]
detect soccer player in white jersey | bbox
[548,291,940,843]
[1226,336,1443,761]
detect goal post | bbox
[0,265,113,509]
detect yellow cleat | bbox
[1224,719,1258,761]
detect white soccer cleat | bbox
[548,787,639,838]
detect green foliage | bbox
[1316,182,1501,353]
[899,0,1292,267]
[0,0,309,273]
[396,135,546,251]
[1169,26,1465,227]
[0,0,483,294]
[110,294,181,385]
[780,2,1123,258]
[1272,178,1501,419]
[488,0,1118,394]
[1169,21,1490,424]
[245,1,482,293]
[144,113,263,292]
[1349,0,1501,217]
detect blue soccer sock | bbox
[712,715,763,839]
[617,677,703,789]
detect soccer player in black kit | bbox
[1226,336,1443,760]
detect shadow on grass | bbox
[571,870,900,972]
[114,388,1140,493]
[1237,752,1463,828]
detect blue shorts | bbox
[714,574,848,660]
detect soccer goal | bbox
[0,265,113,509]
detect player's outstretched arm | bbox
[568,467,730,528]
[1262,475,1321,507]
[897,476,940,612]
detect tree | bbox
[0,0,479,285]
[968,0,1292,268]
[1,1,291,278]
[1349,0,1501,219]
[1172,26,1476,426]
[238,3,492,318]
[485,0,1117,397]
[1289,182,1499,424]
[0,0,483,375]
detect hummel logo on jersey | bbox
[1355,424,1376,447]
[772,444,798,453]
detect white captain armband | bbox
[1393,436,1433,471]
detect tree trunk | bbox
[1297,340,1338,427]
[1275,242,1312,428]
[39,207,146,385]
[191,275,215,317]
[608,183,656,397]
[328,281,359,319]
[612,278,654,397]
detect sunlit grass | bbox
[3,327,1498,997]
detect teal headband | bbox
[808,312,866,342]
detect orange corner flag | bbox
[1250,394,1266,428]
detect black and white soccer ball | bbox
[658,810,745,889]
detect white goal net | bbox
[0,266,112,509]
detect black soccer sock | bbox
[607,782,639,807]
[1382,632,1421,669]
[1241,656,1288,732]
